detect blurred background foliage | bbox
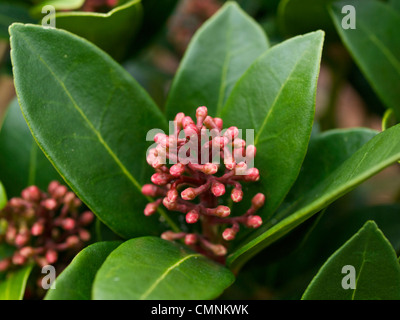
[0,0,399,299]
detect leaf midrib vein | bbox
[139,253,202,300]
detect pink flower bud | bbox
[142,184,158,197]
[234,162,248,175]
[208,205,231,218]
[66,235,80,248]
[48,181,60,194]
[161,231,185,241]
[12,253,26,265]
[184,233,197,245]
[231,188,243,202]
[213,136,228,148]
[42,198,58,211]
[0,259,10,271]
[213,117,223,131]
[246,145,257,158]
[79,211,94,226]
[31,222,44,236]
[244,168,260,181]
[151,173,172,186]
[233,138,246,148]
[144,202,159,216]
[21,186,41,202]
[19,247,34,258]
[174,112,185,130]
[15,233,29,247]
[64,192,76,205]
[251,193,265,209]
[154,133,167,144]
[210,244,227,256]
[169,163,185,177]
[45,249,58,264]
[79,229,91,242]
[186,210,199,224]
[201,163,218,175]
[224,126,239,140]
[246,215,263,228]
[196,106,208,119]
[167,189,178,202]
[62,218,76,230]
[184,123,199,138]
[181,188,196,200]
[53,185,68,199]
[204,116,217,129]
[162,197,177,210]
[224,157,236,170]
[222,228,237,241]
[211,182,225,197]
[182,116,195,128]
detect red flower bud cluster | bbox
[142,106,265,259]
[81,0,118,12]
[0,181,94,272]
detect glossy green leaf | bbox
[0,3,33,39]
[0,181,6,211]
[227,123,400,272]
[278,0,339,38]
[0,264,33,300]
[330,0,400,120]
[10,23,175,238]
[166,2,269,119]
[30,0,85,17]
[0,98,61,198]
[45,241,121,300]
[93,237,235,300]
[284,128,378,204]
[391,0,400,12]
[302,221,400,300]
[221,31,324,220]
[53,0,142,60]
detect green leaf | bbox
[221,31,324,220]
[0,3,33,39]
[30,0,85,16]
[391,0,400,12]
[0,98,62,198]
[93,237,235,300]
[284,128,378,204]
[0,264,33,300]
[227,124,400,272]
[10,23,175,238]
[45,241,121,300]
[278,0,339,39]
[0,181,6,211]
[330,0,400,120]
[302,221,400,300]
[53,0,143,60]
[165,2,269,119]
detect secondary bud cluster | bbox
[0,181,94,272]
[142,106,265,260]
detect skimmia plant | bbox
[0,1,400,300]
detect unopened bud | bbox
[186,210,199,224]
[202,163,218,175]
[45,249,58,264]
[196,106,208,119]
[181,188,196,200]
[231,188,243,202]
[184,233,197,245]
[144,202,159,216]
[21,186,41,202]
[79,229,91,242]
[48,181,60,194]
[251,193,265,209]
[182,116,195,128]
[167,189,178,202]
[15,233,30,247]
[174,112,185,130]
[142,184,158,197]
[31,222,44,236]
[79,211,94,226]
[246,215,262,228]
[62,218,76,230]
[162,197,177,210]
[213,117,223,131]
[222,228,237,241]
[224,126,239,140]
[211,182,225,197]
[12,252,26,265]
[53,185,68,199]
[42,198,58,211]
[246,145,257,158]
[169,163,185,177]
[0,259,10,271]
[66,235,80,248]
[244,168,260,181]
[151,173,172,186]
[184,123,199,138]
[19,247,35,258]
[161,231,185,241]
[234,162,248,175]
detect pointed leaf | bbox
[0,181,6,211]
[330,0,400,120]
[9,23,175,238]
[0,264,33,300]
[53,0,143,60]
[221,31,324,219]
[227,124,400,271]
[45,241,121,300]
[0,98,61,197]
[302,221,400,300]
[166,2,269,118]
[92,237,235,300]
